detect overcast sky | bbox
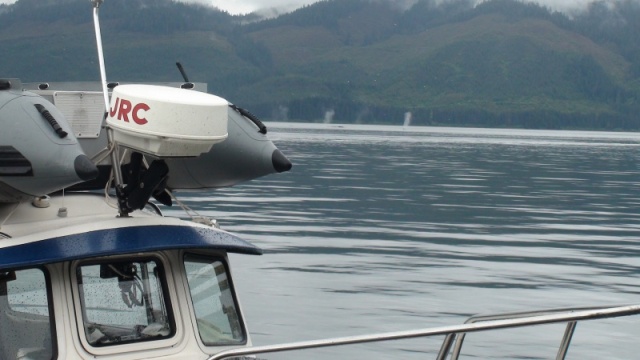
[203,0,639,15]
[0,0,317,13]
[176,0,318,14]
[0,0,631,15]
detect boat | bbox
[2,1,640,360]
[19,80,292,194]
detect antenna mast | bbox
[91,0,109,112]
[91,0,127,216]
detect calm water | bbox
[168,124,640,359]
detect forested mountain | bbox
[1,0,639,129]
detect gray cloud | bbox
[176,0,635,15]
[0,0,636,15]
[175,0,317,14]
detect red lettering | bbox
[109,97,150,125]
[117,99,132,122]
[132,103,149,125]
[109,97,120,118]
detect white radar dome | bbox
[106,84,229,157]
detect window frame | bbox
[183,252,248,347]
[71,253,180,355]
[0,266,58,360]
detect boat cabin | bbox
[0,193,260,360]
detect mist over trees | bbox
[1,0,639,129]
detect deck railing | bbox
[207,304,640,360]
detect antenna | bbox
[91,0,127,216]
[176,62,195,89]
[91,0,109,112]
[176,62,190,82]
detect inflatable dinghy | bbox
[0,80,291,203]
[0,79,98,202]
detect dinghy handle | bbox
[34,104,68,138]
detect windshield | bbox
[0,268,55,360]
[184,254,245,345]
[76,258,174,346]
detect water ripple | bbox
[175,125,640,359]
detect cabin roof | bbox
[0,224,262,270]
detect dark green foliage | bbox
[474,0,555,20]
[245,0,372,31]
[229,33,274,69]
[568,1,640,66]
[1,0,640,129]
[0,0,89,28]
[399,0,476,33]
[564,55,620,101]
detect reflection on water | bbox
[168,124,640,359]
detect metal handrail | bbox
[439,305,624,360]
[207,304,640,360]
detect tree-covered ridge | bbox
[0,0,639,129]
[0,0,236,33]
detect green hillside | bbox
[1,0,639,129]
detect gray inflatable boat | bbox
[0,79,291,203]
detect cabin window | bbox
[184,255,246,345]
[76,259,175,347]
[0,268,55,360]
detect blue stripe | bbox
[0,225,262,270]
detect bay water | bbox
[169,123,640,359]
